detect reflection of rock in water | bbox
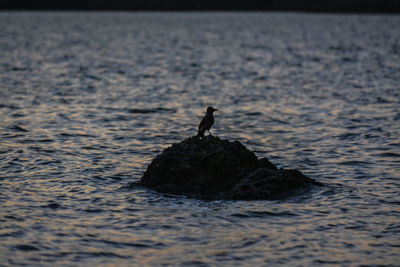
[133,136,322,200]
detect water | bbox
[1,12,399,266]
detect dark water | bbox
[1,12,399,266]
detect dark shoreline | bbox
[1,10,400,15]
[1,0,400,13]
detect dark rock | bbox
[136,135,322,200]
[223,168,322,200]
[258,157,278,171]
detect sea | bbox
[0,12,399,266]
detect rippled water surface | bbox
[1,12,400,266]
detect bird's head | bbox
[206,106,218,114]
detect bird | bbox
[197,106,218,138]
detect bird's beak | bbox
[214,109,218,111]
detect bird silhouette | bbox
[197,106,218,138]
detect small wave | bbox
[101,106,176,114]
[232,210,297,218]
[383,223,400,234]
[29,147,56,153]
[0,230,24,238]
[337,160,369,166]
[230,239,261,249]
[0,104,20,109]
[246,112,263,116]
[14,244,40,251]
[38,138,54,143]
[182,260,208,266]
[375,152,400,158]
[112,115,130,121]
[127,107,176,114]
[59,132,97,138]
[100,238,165,249]
[76,251,130,258]
[37,160,62,165]
[336,132,360,140]
[9,125,29,132]
[10,66,27,71]
[314,259,342,264]
[84,74,101,80]
[84,208,104,213]
[46,203,60,209]
[81,145,99,150]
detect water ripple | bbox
[0,12,399,266]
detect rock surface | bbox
[135,136,322,200]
